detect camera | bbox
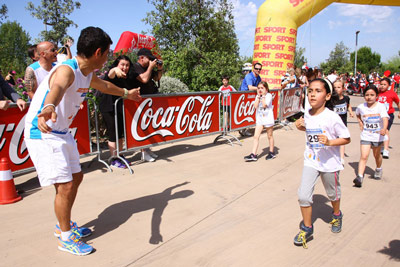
[156,59,163,66]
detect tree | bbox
[144,0,240,91]
[26,0,81,45]
[0,4,8,23]
[294,46,307,68]
[380,55,400,74]
[350,46,381,74]
[0,21,31,74]
[320,41,350,74]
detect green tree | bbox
[144,0,240,91]
[320,41,350,74]
[26,0,81,45]
[350,46,381,74]
[0,21,31,74]
[294,46,307,68]
[0,4,8,23]
[380,55,400,74]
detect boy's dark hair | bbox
[363,84,378,95]
[77,27,112,58]
[380,77,391,86]
[254,62,262,68]
[222,75,230,81]
[28,44,37,60]
[309,78,339,110]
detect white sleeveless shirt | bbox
[25,57,93,139]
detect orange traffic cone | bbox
[0,157,22,204]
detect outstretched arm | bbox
[90,75,141,102]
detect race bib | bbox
[306,128,324,149]
[364,116,381,132]
[334,103,347,115]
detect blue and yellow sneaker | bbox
[330,211,343,233]
[54,221,92,238]
[58,233,93,256]
[294,222,313,249]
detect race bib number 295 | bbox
[306,128,324,149]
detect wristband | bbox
[122,88,129,99]
[42,103,56,111]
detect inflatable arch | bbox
[254,0,400,89]
[114,31,161,59]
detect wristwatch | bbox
[122,88,129,99]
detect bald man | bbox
[24,41,58,99]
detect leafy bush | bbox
[158,75,189,94]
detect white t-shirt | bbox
[256,93,274,127]
[356,102,389,142]
[327,74,338,83]
[303,108,350,172]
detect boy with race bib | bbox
[294,78,350,248]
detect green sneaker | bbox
[330,212,343,233]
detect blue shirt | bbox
[240,72,261,91]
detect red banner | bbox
[280,87,302,119]
[230,91,279,130]
[124,94,220,148]
[0,102,91,172]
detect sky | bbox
[3,0,400,67]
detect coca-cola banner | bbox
[124,93,220,148]
[230,90,279,130]
[280,87,303,120]
[0,102,91,172]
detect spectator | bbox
[218,75,236,130]
[327,69,338,83]
[281,68,297,89]
[239,62,262,91]
[131,48,163,161]
[299,69,309,88]
[301,62,309,70]
[98,55,136,168]
[57,38,73,63]
[5,70,16,86]
[28,44,39,62]
[0,73,27,111]
[24,41,58,100]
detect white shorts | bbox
[25,132,81,187]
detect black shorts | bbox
[101,110,124,142]
[388,113,394,131]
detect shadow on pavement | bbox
[377,240,400,261]
[348,161,374,177]
[82,182,194,244]
[311,194,333,224]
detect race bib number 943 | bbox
[364,116,381,132]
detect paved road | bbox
[2,95,400,266]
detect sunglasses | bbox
[254,68,262,71]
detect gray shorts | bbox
[298,165,341,207]
[360,140,383,147]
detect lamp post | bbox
[354,30,360,77]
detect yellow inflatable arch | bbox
[254,0,400,89]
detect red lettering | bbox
[254,44,260,50]
[276,36,295,43]
[264,78,281,85]
[254,52,271,59]
[288,46,295,52]
[260,69,269,76]
[255,35,272,42]
[275,53,294,60]
[289,28,297,35]
[262,61,284,68]
[274,70,286,77]
[263,27,286,33]
[262,44,285,50]
[287,63,294,68]
[290,0,304,7]
[255,27,261,34]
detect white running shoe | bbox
[142,151,155,162]
[382,150,389,159]
[146,148,158,159]
[374,168,383,179]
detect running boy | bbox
[294,78,350,248]
[24,27,141,255]
[333,80,354,164]
[377,78,399,159]
[354,85,388,187]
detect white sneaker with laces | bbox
[142,151,155,162]
[374,168,383,179]
[382,150,389,159]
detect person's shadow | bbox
[82,182,194,244]
[311,194,334,224]
[348,161,375,178]
[378,240,400,261]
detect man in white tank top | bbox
[24,27,141,256]
[24,41,57,100]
